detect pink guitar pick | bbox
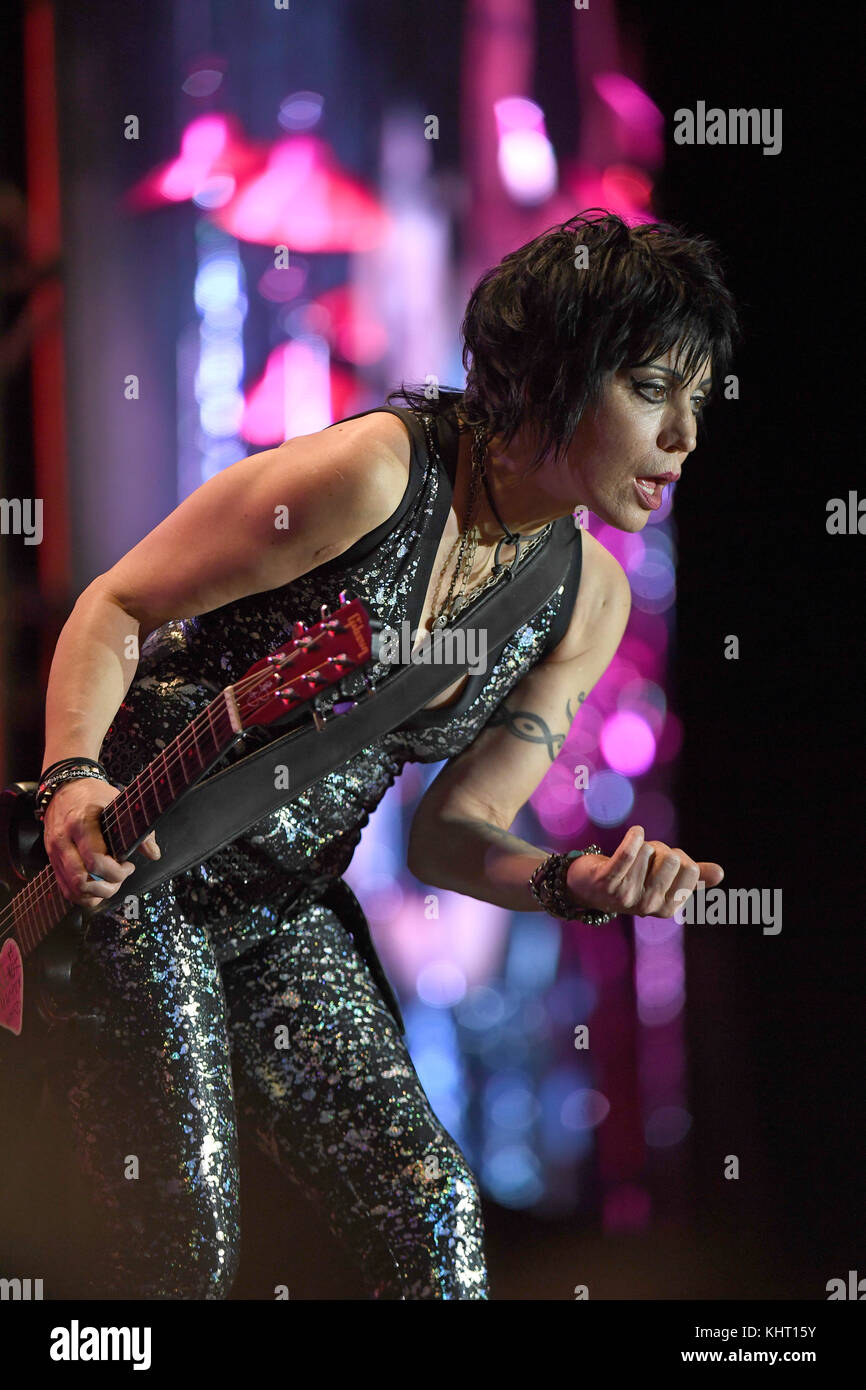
[0,937,23,1036]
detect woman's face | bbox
[562,343,713,532]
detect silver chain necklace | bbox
[429,418,551,629]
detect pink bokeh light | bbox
[212,135,390,251]
[375,891,510,997]
[494,98,557,204]
[593,72,665,167]
[240,341,360,445]
[593,73,663,131]
[600,710,657,777]
[126,114,265,212]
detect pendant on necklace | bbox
[493,532,521,579]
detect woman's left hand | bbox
[565,823,724,920]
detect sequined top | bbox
[100,403,583,963]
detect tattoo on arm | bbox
[488,691,586,764]
[565,692,586,723]
[488,704,567,762]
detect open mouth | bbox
[635,477,659,498]
[633,476,666,510]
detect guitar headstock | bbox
[232,592,375,730]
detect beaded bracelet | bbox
[527,844,617,926]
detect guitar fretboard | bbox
[8,688,244,960]
[101,689,241,862]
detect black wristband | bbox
[39,756,108,781]
[34,758,111,824]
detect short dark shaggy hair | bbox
[387,208,740,472]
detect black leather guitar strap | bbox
[122,513,579,903]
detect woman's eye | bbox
[633,379,709,417]
[633,380,667,402]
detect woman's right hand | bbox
[42,777,161,909]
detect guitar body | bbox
[0,784,93,1051]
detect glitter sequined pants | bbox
[46,879,488,1300]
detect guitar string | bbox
[0,648,349,955]
[0,698,246,955]
[99,637,352,846]
[0,627,359,955]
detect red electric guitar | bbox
[0,593,376,1043]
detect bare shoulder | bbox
[262,409,414,564]
[98,409,420,633]
[545,525,631,664]
[306,409,413,498]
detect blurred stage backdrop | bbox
[2,0,845,1299]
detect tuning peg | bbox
[320,603,331,621]
[292,620,306,638]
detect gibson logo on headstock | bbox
[344,610,371,658]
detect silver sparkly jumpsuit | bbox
[50,402,582,1300]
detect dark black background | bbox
[627,0,863,1284]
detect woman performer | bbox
[36,210,737,1298]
